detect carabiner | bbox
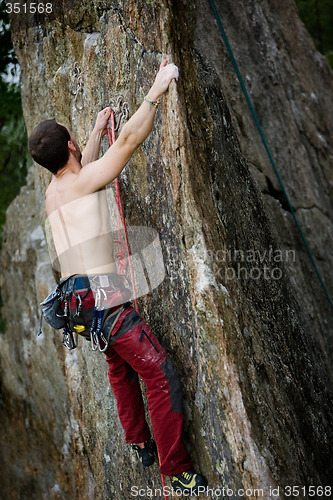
[74,294,82,318]
[91,331,101,351]
[62,326,77,350]
[98,332,109,352]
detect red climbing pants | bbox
[103,305,193,476]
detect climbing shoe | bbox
[170,470,207,495]
[132,439,157,467]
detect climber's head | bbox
[28,119,81,174]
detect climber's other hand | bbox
[94,107,111,137]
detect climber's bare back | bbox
[45,173,117,278]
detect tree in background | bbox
[0,0,29,247]
[295,0,333,67]
[0,0,29,331]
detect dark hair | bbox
[28,119,70,174]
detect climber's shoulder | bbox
[72,136,134,196]
[45,171,82,216]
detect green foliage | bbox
[295,0,333,67]
[0,1,17,75]
[0,4,29,244]
[0,0,29,332]
[0,81,29,241]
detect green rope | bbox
[208,0,333,310]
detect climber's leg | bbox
[104,344,151,444]
[109,316,193,476]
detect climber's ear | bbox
[68,140,76,152]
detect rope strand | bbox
[108,111,139,311]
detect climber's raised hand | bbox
[80,107,111,166]
[148,59,179,101]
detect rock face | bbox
[1,1,333,499]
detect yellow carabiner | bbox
[73,325,86,333]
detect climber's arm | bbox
[81,108,111,167]
[73,59,178,196]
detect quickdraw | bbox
[57,289,78,350]
[90,288,109,352]
[62,324,77,351]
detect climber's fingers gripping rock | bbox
[94,107,112,137]
[149,59,179,101]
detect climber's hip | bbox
[57,273,133,349]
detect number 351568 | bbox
[6,3,53,14]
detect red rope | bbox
[107,109,167,498]
[107,111,139,312]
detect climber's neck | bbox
[55,153,82,179]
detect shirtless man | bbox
[28,60,207,494]
[46,187,117,276]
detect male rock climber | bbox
[28,60,207,494]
